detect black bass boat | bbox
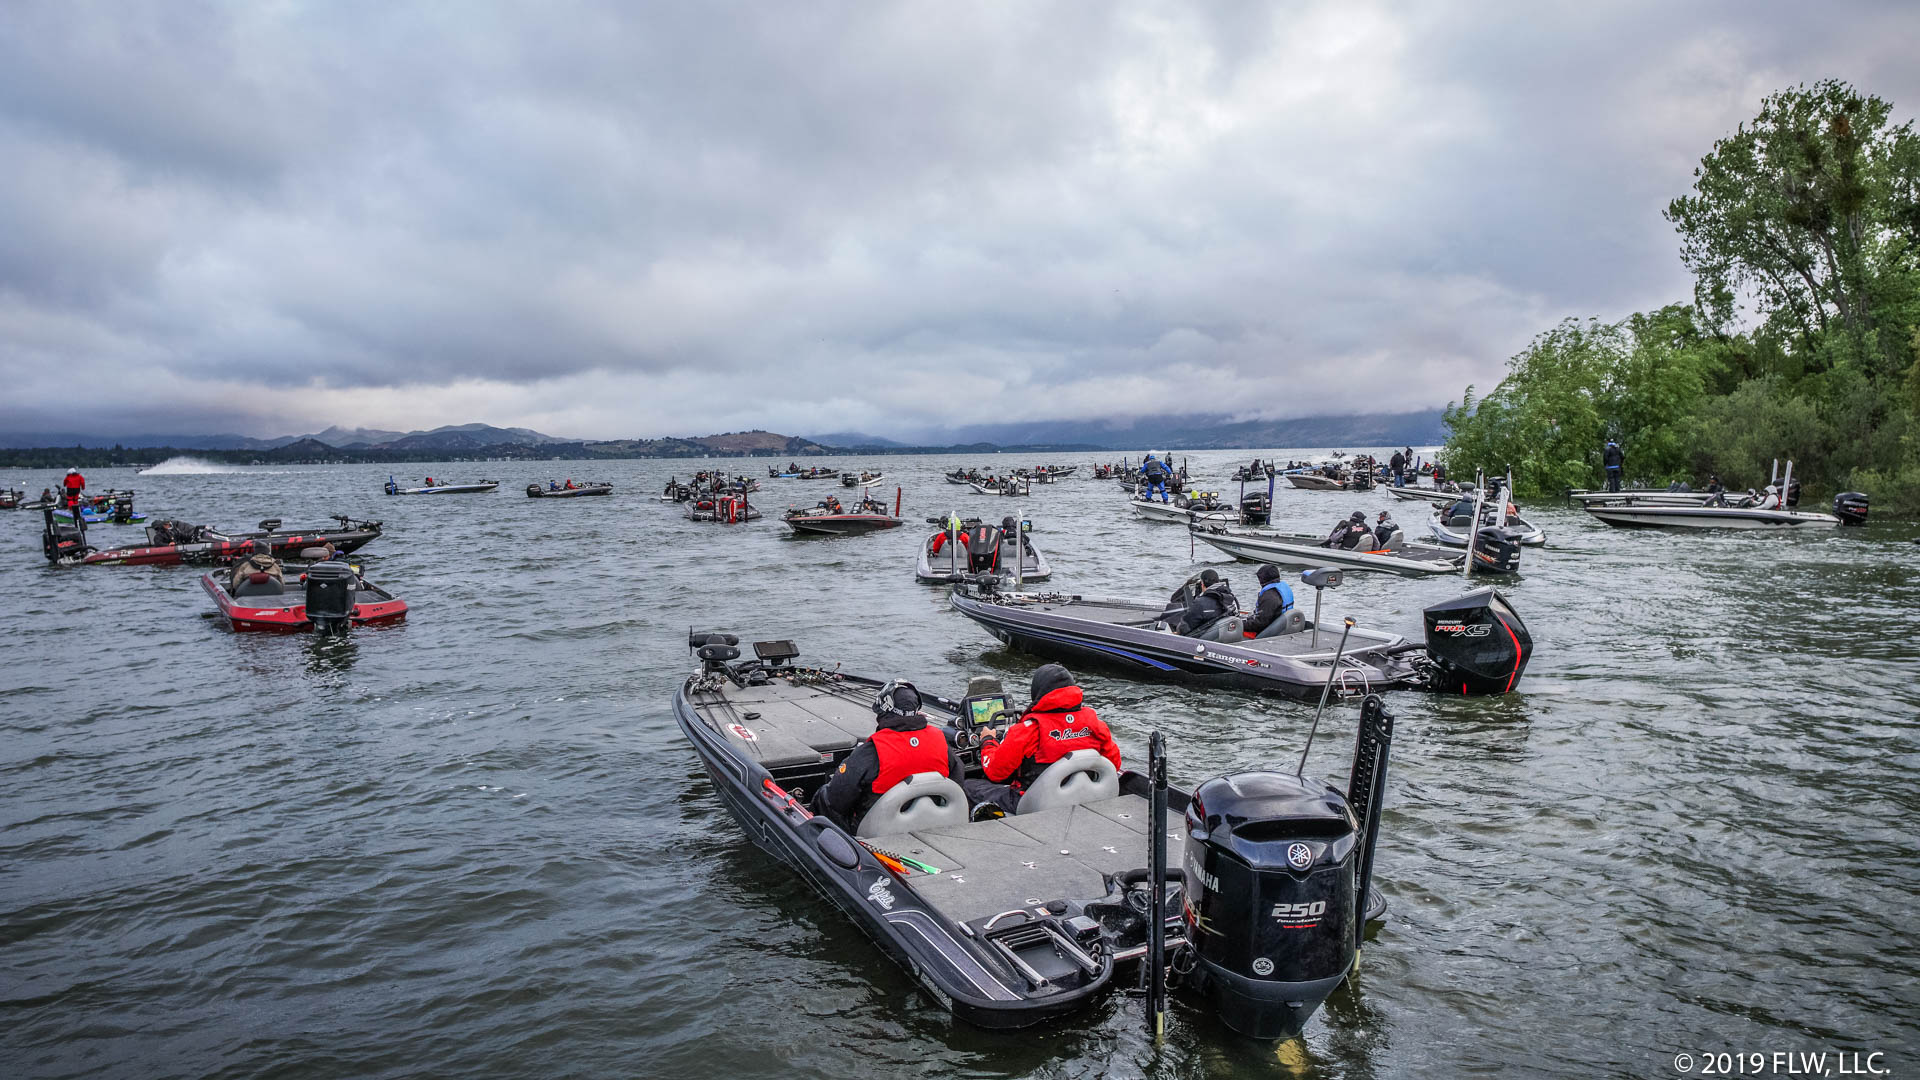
[918,516,1050,583]
[1191,521,1519,576]
[527,481,613,498]
[949,577,1530,699]
[200,560,407,632]
[44,511,384,567]
[674,633,1396,1037]
[784,490,905,536]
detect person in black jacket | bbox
[1242,564,1295,637]
[1322,511,1369,549]
[1602,441,1625,492]
[1388,450,1406,487]
[1182,568,1239,637]
[812,681,967,832]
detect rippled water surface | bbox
[3,453,1917,1079]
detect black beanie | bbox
[1199,568,1220,586]
[1256,563,1280,584]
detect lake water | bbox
[3,452,1915,1079]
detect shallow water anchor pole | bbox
[1298,618,1356,776]
[1146,730,1168,1041]
[1462,470,1486,581]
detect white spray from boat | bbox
[139,457,250,475]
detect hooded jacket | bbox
[816,709,966,831]
[980,674,1122,791]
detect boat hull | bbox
[1192,527,1465,577]
[527,485,613,498]
[784,514,904,536]
[1583,506,1840,529]
[199,573,407,631]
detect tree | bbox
[1666,79,1920,379]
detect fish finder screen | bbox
[968,696,1007,727]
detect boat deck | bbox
[998,596,1403,658]
[688,673,1157,924]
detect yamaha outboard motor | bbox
[1422,588,1531,694]
[1834,492,1869,526]
[1181,696,1394,1039]
[1469,526,1522,574]
[304,561,357,634]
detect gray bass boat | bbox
[1190,522,1520,576]
[675,632,1395,1038]
[949,579,1531,699]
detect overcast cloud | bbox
[2,0,1916,441]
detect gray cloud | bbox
[1,0,1916,441]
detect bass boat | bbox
[686,493,761,523]
[44,511,384,567]
[1190,522,1519,576]
[1129,491,1240,525]
[917,516,1049,583]
[840,471,888,488]
[384,478,499,495]
[527,482,614,498]
[968,477,1032,497]
[200,560,406,632]
[1427,474,1545,547]
[949,575,1530,700]
[784,490,906,536]
[1581,462,1867,529]
[675,632,1396,1038]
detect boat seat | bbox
[1255,608,1306,639]
[1189,615,1243,642]
[856,772,969,838]
[1382,531,1405,551]
[1016,750,1120,814]
[1447,514,1472,528]
[232,572,285,597]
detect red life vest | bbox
[870,724,952,793]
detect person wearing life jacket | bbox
[1243,564,1296,638]
[1141,454,1172,503]
[813,681,967,832]
[1322,511,1369,549]
[61,468,86,510]
[965,664,1122,817]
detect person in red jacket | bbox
[61,468,86,509]
[965,664,1122,818]
[813,681,968,832]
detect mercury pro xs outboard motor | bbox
[1238,491,1271,526]
[1181,695,1394,1039]
[1834,492,1869,526]
[1421,588,1531,694]
[304,561,358,634]
[42,506,90,563]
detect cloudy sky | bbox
[2,1,1916,441]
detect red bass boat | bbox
[200,560,408,632]
[781,488,905,536]
[44,513,385,567]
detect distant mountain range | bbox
[0,423,574,451]
[811,411,1447,451]
[1,411,1448,464]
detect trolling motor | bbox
[41,505,91,563]
[1180,694,1396,1039]
[1421,589,1532,694]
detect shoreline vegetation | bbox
[1442,80,1920,514]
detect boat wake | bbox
[140,456,252,475]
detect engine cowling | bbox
[1422,589,1531,694]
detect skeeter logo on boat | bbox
[866,880,896,910]
[1432,622,1491,636]
[727,724,758,742]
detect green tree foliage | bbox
[1443,306,1721,496]
[1446,80,1920,512]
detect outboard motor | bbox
[1469,526,1522,574]
[1834,492,1869,526]
[1421,589,1531,694]
[109,493,135,523]
[303,561,358,634]
[1239,492,1271,526]
[1181,697,1394,1039]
